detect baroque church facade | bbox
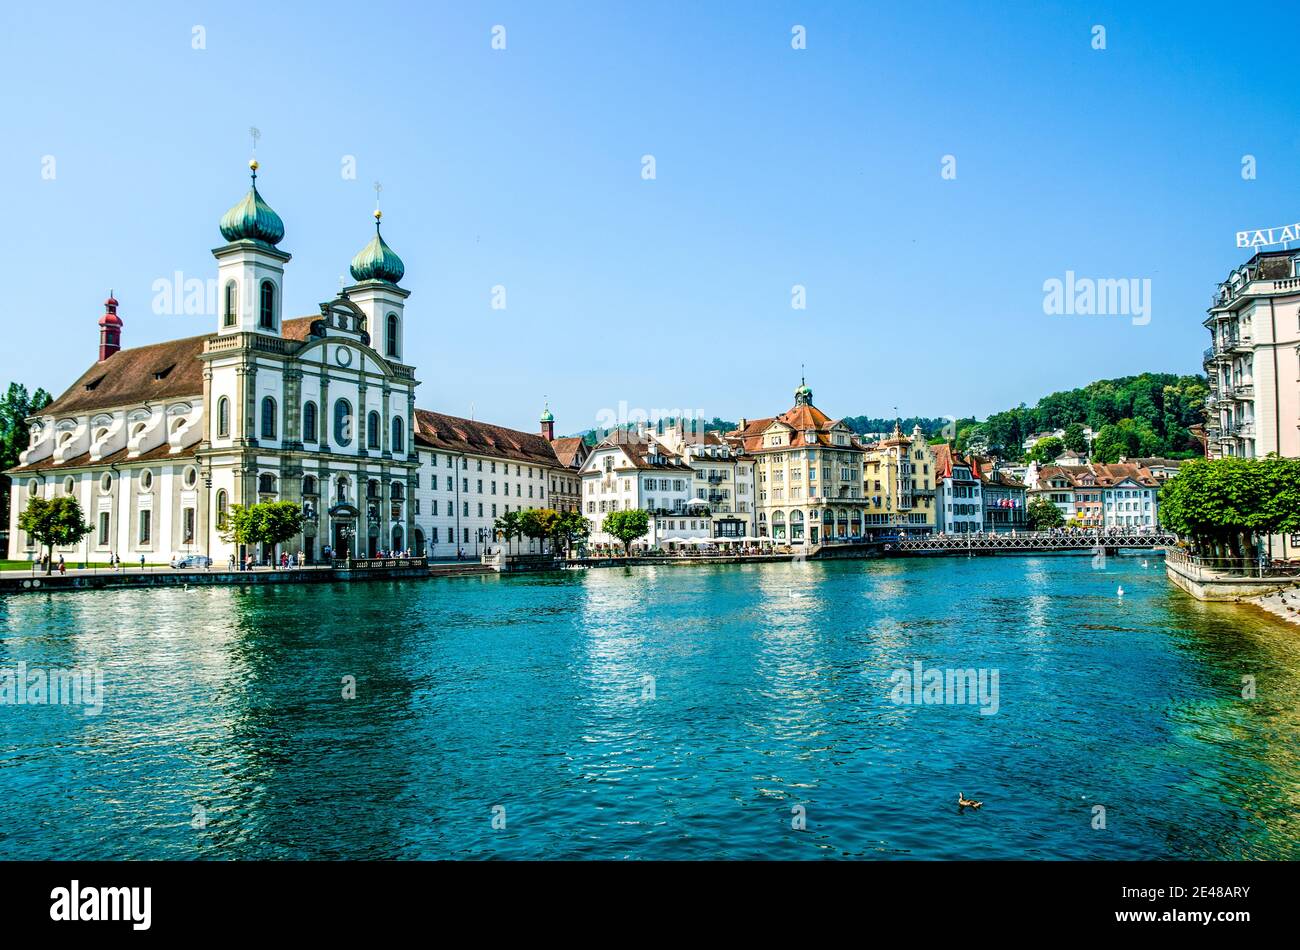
[6,162,579,564]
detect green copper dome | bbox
[219,161,285,245]
[540,406,554,423]
[350,211,405,284]
[794,377,813,404]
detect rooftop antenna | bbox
[248,126,261,180]
[373,180,383,229]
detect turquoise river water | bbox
[2,556,1299,859]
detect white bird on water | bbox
[1141,560,1149,569]
[1117,585,1125,598]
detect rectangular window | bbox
[97,511,109,546]
[183,508,195,542]
[138,509,151,544]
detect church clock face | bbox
[334,345,353,367]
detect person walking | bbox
[57,555,66,575]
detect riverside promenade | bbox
[0,557,495,594]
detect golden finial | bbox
[373,208,383,221]
[249,158,260,172]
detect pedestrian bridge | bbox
[890,532,1176,553]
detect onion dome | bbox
[100,291,122,327]
[794,376,813,405]
[219,160,285,245]
[349,210,405,284]
[540,404,554,423]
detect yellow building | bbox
[727,379,865,544]
[860,423,936,538]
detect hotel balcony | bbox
[1227,335,1254,354]
[1208,274,1300,313]
[1232,382,1255,400]
[1203,347,1229,366]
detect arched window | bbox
[259,280,275,330]
[216,490,229,529]
[258,472,276,494]
[367,411,381,449]
[334,399,353,446]
[303,401,318,442]
[386,313,400,358]
[224,280,238,327]
[303,475,318,495]
[336,476,350,504]
[391,482,405,500]
[217,397,230,438]
[260,396,277,439]
[392,416,405,453]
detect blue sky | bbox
[2,1,1298,434]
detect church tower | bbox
[346,202,409,363]
[98,292,122,361]
[214,159,290,336]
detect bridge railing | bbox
[893,531,1176,551]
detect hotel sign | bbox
[1236,222,1300,248]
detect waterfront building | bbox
[1092,463,1161,529]
[580,431,709,548]
[1202,248,1300,459]
[1026,464,1088,525]
[412,409,569,558]
[976,461,1028,532]
[1127,456,1183,483]
[655,426,755,539]
[6,163,567,564]
[933,445,983,534]
[728,379,865,543]
[859,423,936,538]
[1027,462,1161,530]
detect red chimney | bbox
[99,292,122,361]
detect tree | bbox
[1029,436,1065,464]
[17,495,91,574]
[1159,457,1300,563]
[602,509,650,555]
[518,507,560,554]
[0,382,53,530]
[551,509,591,557]
[493,510,522,554]
[1026,496,1065,531]
[219,501,304,560]
[1062,422,1088,454]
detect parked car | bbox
[171,553,212,569]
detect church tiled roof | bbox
[413,409,561,467]
[41,334,209,416]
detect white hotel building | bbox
[6,162,571,564]
[1203,248,1300,460]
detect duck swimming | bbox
[957,792,982,809]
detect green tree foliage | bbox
[1091,418,1164,463]
[1062,423,1088,453]
[976,374,1206,460]
[493,510,522,553]
[0,382,53,527]
[551,510,591,557]
[17,494,91,574]
[219,502,304,550]
[1029,436,1065,464]
[601,509,650,555]
[517,507,559,552]
[1159,457,1300,560]
[1026,497,1065,531]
